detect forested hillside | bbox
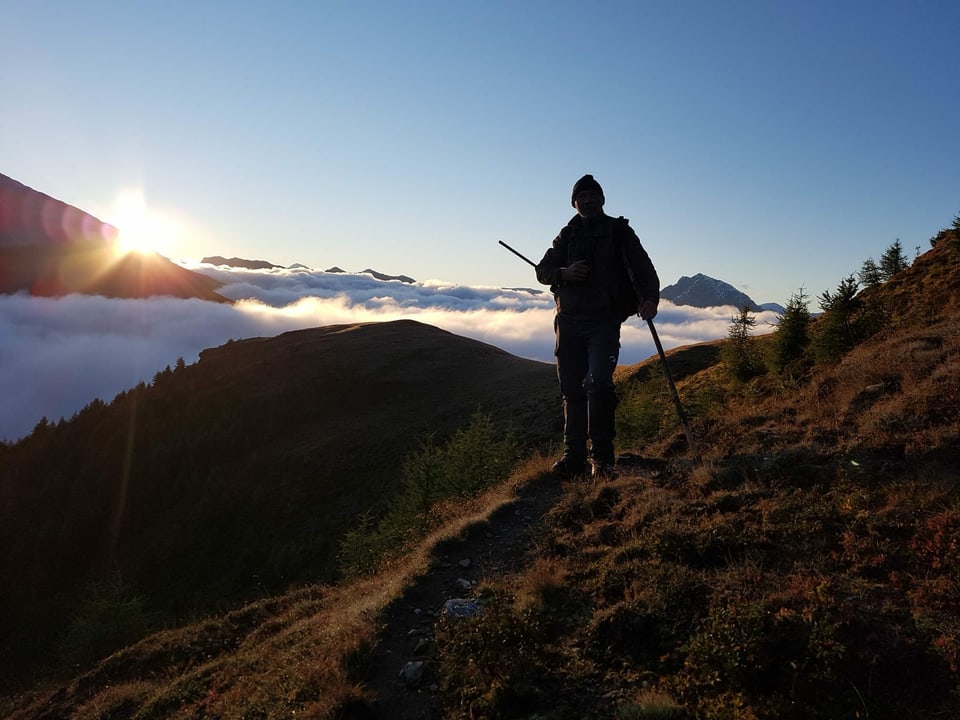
[0,320,557,683]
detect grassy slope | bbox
[5,235,960,718]
[429,236,960,719]
[0,320,558,686]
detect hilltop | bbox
[3,231,960,719]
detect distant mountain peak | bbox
[201,256,281,270]
[661,273,763,311]
[360,268,416,283]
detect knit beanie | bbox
[571,174,604,207]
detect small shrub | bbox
[913,509,960,573]
[616,376,670,445]
[437,410,518,497]
[335,511,383,579]
[681,381,728,421]
[514,557,567,612]
[617,690,687,719]
[337,410,518,578]
[58,573,160,673]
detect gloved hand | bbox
[638,299,658,321]
[560,260,591,283]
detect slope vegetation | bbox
[5,233,960,719]
[0,320,558,684]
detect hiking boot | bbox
[552,455,588,477]
[590,458,617,480]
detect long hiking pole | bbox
[645,318,698,453]
[619,246,698,454]
[498,240,536,267]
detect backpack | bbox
[613,217,641,322]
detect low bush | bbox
[337,410,518,578]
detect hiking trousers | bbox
[554,313,621,462]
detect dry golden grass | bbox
[8,236,960,719]
[9,458,554,720]
[618,689,685,718]
[672,314,960,463]
[513,557,568,612]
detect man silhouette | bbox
[536,174,659,479]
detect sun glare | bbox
[111,190,181,258]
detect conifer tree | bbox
[858,257,883,287]
[814,275,861,362]
[771,288,811,376]
[721,306,764,381]
[879,239,909,280]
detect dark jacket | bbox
[535,213,659,320]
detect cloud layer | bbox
[0,264,780,442]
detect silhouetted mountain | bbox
[0,173,117,247]
[360,268,416,283]
[661,272,763,310]
[201,256,282,270]
[0,173,228,301]
[309,265,412,281]
[0,320,557,680]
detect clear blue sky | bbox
[3,1,958,305]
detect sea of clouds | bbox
[0,264,781,442]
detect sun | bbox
[111,190,181,258]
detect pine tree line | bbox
[721,234,927,383]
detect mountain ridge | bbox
[0,172,228,302]
[660,272,781,311]
[210,256,780,309]
[201,255,282,270]
[2,173,780,307]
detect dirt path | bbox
[361,473,567,720]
